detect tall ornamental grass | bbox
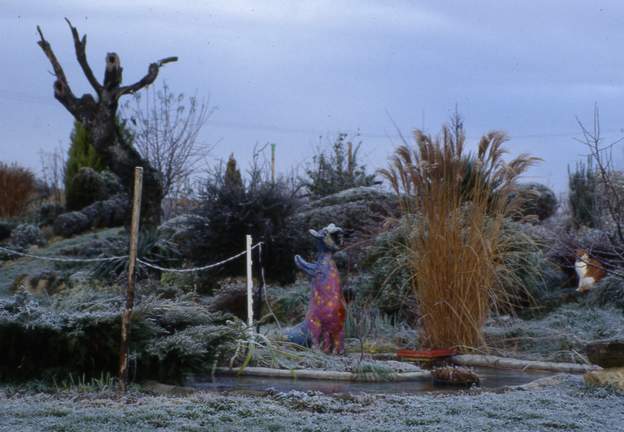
[380,121,538,349]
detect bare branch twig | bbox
[36,24,81,117]
[116,57,178,97]
[64,18,102,94]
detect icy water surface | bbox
[192,367,555,395]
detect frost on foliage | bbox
[0,374,623,431]
[10,223,47,248]
[485,304,624,362]
[0,290,243,380]
[588,275,624,310]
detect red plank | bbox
[396,348,457,360]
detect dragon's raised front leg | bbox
[294,255,318,277]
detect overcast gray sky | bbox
[2,0,624,192]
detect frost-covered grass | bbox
[485,304,624,363]
[0,288,243,381]
[0,228,122,295]
[0,375,622,431]
[264,296,621,368]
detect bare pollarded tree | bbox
[36,19,177,227]
[122,81,214,198]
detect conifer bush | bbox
[511,182,558,222]
[568,159,600,228]
[0,290,242,382]
[64,121,105,210]
[64,120,131,211]
[192,154,301,285]
[303,133,376,198]
[588,275,624,310]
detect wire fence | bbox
[0,245,127,263]
[136,243,263,273]
[0,242,263,273]
[1,237,268,332]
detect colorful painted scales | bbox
[287,223,346,354]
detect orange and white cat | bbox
[575,249,605,293]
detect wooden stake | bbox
[347,141,353,177]
[246,234,254,335]
[119,166,143,393]
[271,143,276,183]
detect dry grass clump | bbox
[380,117,538,349]
[0,162,36,218]
[432,366,480,386]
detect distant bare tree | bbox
[575,104,624,241]
[123,82,214,198]
[38,143,66,205]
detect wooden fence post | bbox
[119,166,143,392]
[246,234,254,336]
[347,141,353,177]
[271,143,276,184]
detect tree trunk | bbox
[92,119,163,227]
[36,20,177,227]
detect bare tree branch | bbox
[64,18,102,94]
[116,57,178,97]
[576,104,624,242]
[122,81,213,197]
[36,25,82,117]
[36,26,68,84]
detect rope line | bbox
[136,243,263,273]
[1,242,264,273]
[0,245,127,263]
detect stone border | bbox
[452,354,601,374]
[215,366,432,382]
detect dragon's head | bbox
[309,223,346,252]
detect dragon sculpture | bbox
[287,223,347,354]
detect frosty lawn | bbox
[0,375,622,432]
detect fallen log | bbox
[215,366,431,382]
[452,354,601,373]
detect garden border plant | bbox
[380,114,539,349]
